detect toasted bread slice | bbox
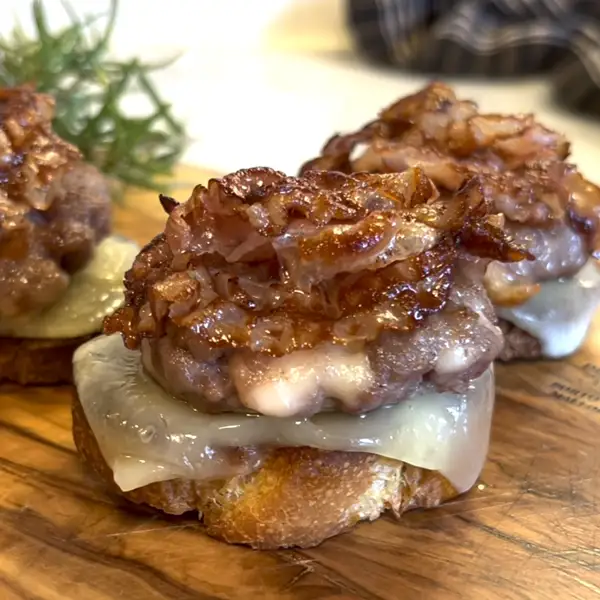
[0,336,92,385]
[72,390,458,549]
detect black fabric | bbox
[347,0,600,117]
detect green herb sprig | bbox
[0,0,187,194]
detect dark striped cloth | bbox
[347,0,600,117]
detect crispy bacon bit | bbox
[106,167,528,357]
[0,86,111,318]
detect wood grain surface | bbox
[1,166,600,600]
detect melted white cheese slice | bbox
[497,260,600,358]
[0,235,139,339]
[74,334,495,494]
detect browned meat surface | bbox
[497,319,542,361]
[0,86,111,319]
[484,222,587,306]
[107,167,527,416]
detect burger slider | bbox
[301,83,600,361]
[73,167,528,548]
[0,87,138,385]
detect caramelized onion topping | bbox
[106,168,529,356]
[300,82,600,255]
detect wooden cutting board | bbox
[1,165,600,600]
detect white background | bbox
[3,0,600,177]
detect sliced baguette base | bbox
[0,336,93,385]
[72,390,459,549]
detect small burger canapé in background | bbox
[0,87,138,385]
[301,83,600,362]
[73,166,529,549]
[0,0,184,385]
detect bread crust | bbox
[72,390,458,549]
[0,336,92,385]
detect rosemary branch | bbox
[0,0,187,194]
